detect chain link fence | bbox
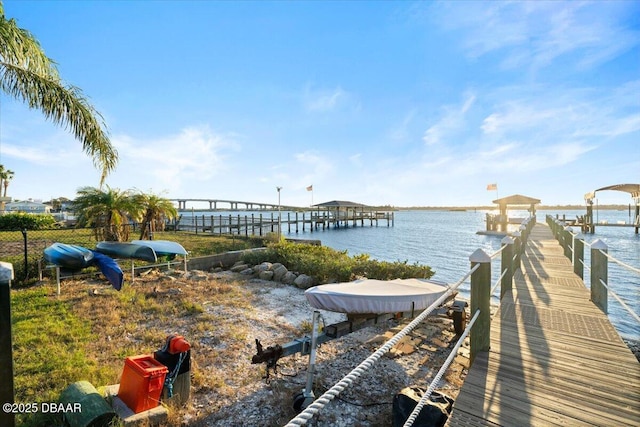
[0,224,144,286]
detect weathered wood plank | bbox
[447,223,640,427]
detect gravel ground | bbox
[182,271,469,427]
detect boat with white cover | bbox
[304,278,450,314]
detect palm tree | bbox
[1,169,14,197]
[0,2,117,185]
[135,192,178,239]
[72,186,140,241]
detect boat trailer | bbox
[251,298,468,412]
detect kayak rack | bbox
[251,297,467,412]
[38,257,188,295]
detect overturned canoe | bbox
[304,278,450,314]
[44,243,94,270]
[90,250,124,291]
[95,241,157,262]
[131,240,188,257]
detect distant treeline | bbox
[396,204,632,211]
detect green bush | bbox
[0,212,57,230]
[242,241,434,283]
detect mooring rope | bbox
[490,267,508,298]
[599,249,640,275]
[402,309,480,427]
[598,278,640,324]
[283,266,479,427]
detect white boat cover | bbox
[304,278,450,314]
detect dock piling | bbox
[500,236,514,299]
[590,239,609,314]
[469,249,491,365]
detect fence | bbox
[0,224,145,285]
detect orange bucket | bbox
[117,355,168,413]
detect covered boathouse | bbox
[311,200,394,228]
[483,194,541,235]
[583,183,640,233]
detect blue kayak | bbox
[44,243,94,270]
[89,250,124,291]
[95,241,157,262]
[131,240,188,258]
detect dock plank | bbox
[447,222,640,426]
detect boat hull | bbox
[95,241,157,262]
[90,250,124,291]
[43,243,94,270]
[131,240,188,257]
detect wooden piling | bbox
[573,237,584,279]
[590,239,608,314]
[469,249,491,365]
[500,236,514,299]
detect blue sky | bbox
[1,0,638,208]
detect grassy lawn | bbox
[7,235,435,426]
[10,271,259,427]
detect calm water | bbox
[182,208,639,341]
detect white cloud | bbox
[428,1,640,71]
[302,85,358,113]
[111,125,238,192]
[422,93,476,145]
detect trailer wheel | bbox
[293,392,314,412]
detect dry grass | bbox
[12,269,469,427]
[12,269,308,426]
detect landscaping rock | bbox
[294,274,314,289]
[230,264,249,273]
[273,265,288,282]
[282,271,297,285]
[240,268,254,275]
[258,270,274,281]
[253,262,272,273]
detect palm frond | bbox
[0,62,117,183]
[0,6,117,185]
[0,10,57,78]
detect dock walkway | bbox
[447,222,640,426]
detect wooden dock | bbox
[447,222,640,426]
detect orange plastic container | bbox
[117,354,168,413]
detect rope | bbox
[598,250,640,275]
[490,244,506,259]
[284,279,466,427]
[164,352,187,398]
[402,309,480,427]
[598,278,640,324]
[490,267,508,298]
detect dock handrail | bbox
[283,216,536,426]
[546,215,639,323]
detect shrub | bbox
[242,241,434,283]
[0,212,57,230]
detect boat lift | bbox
[251,297,468,412]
